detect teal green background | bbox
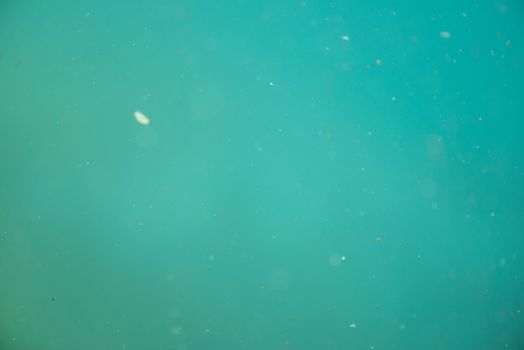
[1,1,523,349]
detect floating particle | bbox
[341,35,350,42]
[375,58,382,66]
[134,110,150,125]
[375,235,383,242]
[329,254,343,266]
[349,323,357,328]
[171,326,183,337]
[440,31,451,39]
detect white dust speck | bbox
[171,326,183,337]
[349,322,357,328]
[329,254,345,267]
[440,31,451,39]
[341,35,350,42]
[134,110,150,125]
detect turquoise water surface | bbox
[1,1,523,349]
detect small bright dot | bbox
[134,111,150,125]
[349,322,357,328]
[341,35,350,42]
[440,31,451,39]
[329,254,343,266]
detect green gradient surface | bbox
[1,1,523,349]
